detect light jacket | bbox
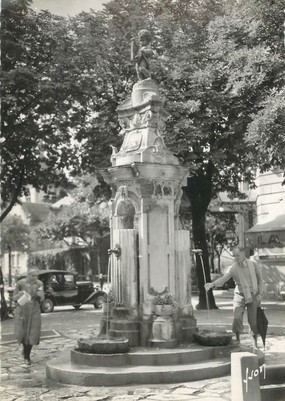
[213,259,263,303]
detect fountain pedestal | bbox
[150,315,178,348]
[108,307,141,347]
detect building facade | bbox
[245,168,285,298]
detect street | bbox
[2,304,102,341]
[1,293,285,400]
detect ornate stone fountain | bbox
[46,30,250,387]
[98,29,196,348]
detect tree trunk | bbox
[191,205,217,309]
[0,166,25,223]
[184,169,218,310]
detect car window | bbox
[49,274,64,288]
[50,274,58,284]
[64,274,75,288]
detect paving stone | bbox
[0,346,12,353]
[171,387,205,395]
[162,395,192,400]
[115,396,153,401]
[0,394,19,401]
[9,366,31,373]
[173,382,209,390]
[143,394,187,400]
[55,397,88,401]
[202,390,228,397]
[0,373,10,380]
[87,388,125,398]
[199,395,229,401]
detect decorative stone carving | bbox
[163,184,173,196]
[113,182,141,211]
[124,130,142,152]
[110,145,118,162]
[131,79,160,108]
[132,112,142,128]
[156,118,166,136]
[142,110,152,126]
[118,185,128,199]
[140,182,154,196]
[118,118,130,136]
[154,183,163,196]
[142,198,156,213]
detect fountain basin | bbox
[77,336,129,354]
[193,330,232,347]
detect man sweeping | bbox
[205,246,263,348]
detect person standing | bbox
[13,268,44,365]
[98,273,105,291]
[205,246,263,348]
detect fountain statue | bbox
[131,29,154,81]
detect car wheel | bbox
[41,298,54,313]
[94,295,105,309]
[73,305,81,310]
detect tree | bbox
[3,0,284,308]
[1,0,81,221]
[245,87,285,174]
[151,0,284,307]
[1,215,31,254]
[37,174,110,267]
[49,0,283,308]
[1,214,30,319]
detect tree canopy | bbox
[1,0,95,220]
[37,174,110,248]
[1,214,31,253]
[2,0,284,308]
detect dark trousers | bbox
[23,344,33,359]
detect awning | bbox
[246,214,285,233]
[245,214,285,248]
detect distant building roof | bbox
[21,202,50,224]
[32,247,71,255]
[51,196,75,209]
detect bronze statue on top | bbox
[131,30,154,81]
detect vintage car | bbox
[19,270,106,313]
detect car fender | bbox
[44,291,57,306]
[82,290,106,305]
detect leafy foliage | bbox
[153,292,175,305]
[1,215,31,253]
[37,174,110,247]
[245,87,285,171]
[1,1,74,220]
[2,0,284,308]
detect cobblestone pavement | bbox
[1,296,285,401]
[1,332,232,401]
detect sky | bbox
[32,0,108,17]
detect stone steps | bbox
[70,344,235,367]
[46,341,265,387]
[46,355,231,386]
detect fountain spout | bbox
[108,244,121,258]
